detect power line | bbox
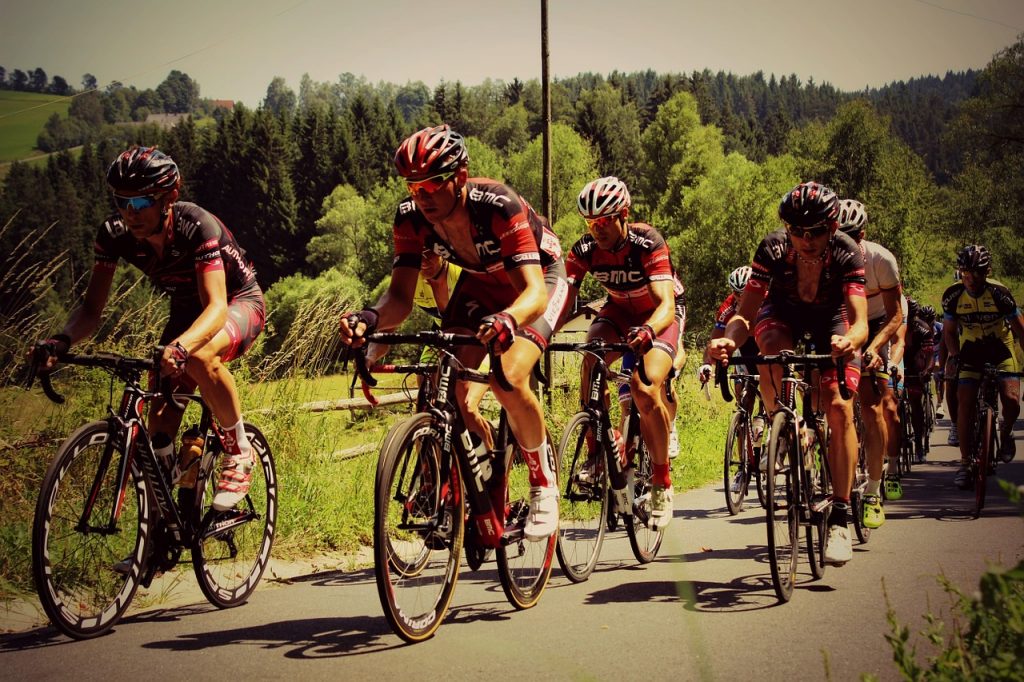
[907,0,1023,32]
[0,0,310,121]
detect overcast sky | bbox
[2,0,1023,107]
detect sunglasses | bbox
[113,194,159,211]
[787,224,830,239]
[585,215,620,229]
[406,171,455,195]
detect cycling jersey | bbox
[412,261,462,320]
[859,240,901,321]
[94,202,258,304]
[392,178,562,288]
[713,291,760,371]
[747,230,866,314]
[565,223,678,317]
[942,279,1021,375]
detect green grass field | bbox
[0,90,71,163]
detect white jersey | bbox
[860,240,901,321]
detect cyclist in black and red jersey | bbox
[903,300,937,462]
[563,176,682,530]
[340,124,569,541]
[33,146,266,511]
[706,181,867,566]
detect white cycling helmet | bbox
[577,176,631,220]
[837,199,868,238]
[728,266,752,294]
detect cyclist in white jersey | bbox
[837,200,903,528]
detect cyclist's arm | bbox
[643,279,676,336]
[502,262,548,327]
[722,281,766,350]
[371,266,419,330]
[866,287,902,355]
[175,267,229,352]
[59,265,115,345]
[889,315,907,366]
[836,290,869,356]
[942,316,960,357]
[1008,311,1024,359]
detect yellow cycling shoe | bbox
[862,494,885,529]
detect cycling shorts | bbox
[162,281,266,363]
[592,302,679,360]
[754,301,861,390]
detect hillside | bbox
[0,91,70,162]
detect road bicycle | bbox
[545,340,666,583]
[718,350,851,603]
[26,348,277,639]
[850,397,872,544]
[965,363,1001,518]
[353,331,557,642]
[719,371,768,515]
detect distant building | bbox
[211,99,234,111]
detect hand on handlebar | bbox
[830,334,856,359]
[28,335,70,373]
[697,363,713,385]
[862,349,882,371]
[340,308,379,348]
[706,337,736,364]
[160,341,189,378]
[477,312,517,355]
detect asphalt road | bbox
[3,419,1021,681]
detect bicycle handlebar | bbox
[545,340,651,386]
[716,352,852,401]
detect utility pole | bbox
[541,0,552,225]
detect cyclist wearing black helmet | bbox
[903,301,937,463]
[942,244,1024,486]
[33,146,266,511]
[836,198,903,529]
[706,181,867,566]
[340,124,569,541]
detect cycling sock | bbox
[221,418,252,456]
[865,478,881,496]
[653,462,671,488]
[523,440,556,488]
[829,500,850,527]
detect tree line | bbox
[2,37,1022,372]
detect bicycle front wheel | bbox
[192,424,278,608]
[32,421,151,639]
[973,408,994,518]
[375,413,463,642]
[805,421,830,581]
[765,411,798,603]
[555,412,607,583]
[497,435,557,609]
[625,434,665,563]
[724,411,750,515]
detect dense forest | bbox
[2,36,1022,370]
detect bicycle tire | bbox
[766,411,798,603]
[973,407,994,518]
[32,421,151,639]
[192,424,278,608]
[497,434,558,608]
[724,411,749,515]
[374,412,463,642]
[625,432,665,563]
[805,421,829,581]
[555,412,608,583]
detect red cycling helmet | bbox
[394,124,469,180]
[778,181,840,228]
[106,146,180,195]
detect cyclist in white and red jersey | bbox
[34,147,265,511]
[563,176,681,529]
[340,124,569,541]
[836,199,903,528]
[706,182,868,566]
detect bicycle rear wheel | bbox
[766,411,798,603]
[973,408,994,518]
[625,434,665,563]
[32,421,151,639]
[192,424,278,608]
[555,412,607,583]
[497,435,558,608]
[374,413,463,642]
[724,411,749,515]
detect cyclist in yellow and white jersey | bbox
[942,245,1024,487]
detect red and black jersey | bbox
[391,178,562,288]
[94,202,257,304]
[747,229,866,314]
[714,293,740,330]
[565,223,678,317]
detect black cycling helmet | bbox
[956,244,991,272]
[919,304,937,322]
[778,181,840,228]
[907,297,920,318]
[393,124,469,179]
[106,146,180,195]
[837,199,867,239]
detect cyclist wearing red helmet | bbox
[706,181,868,566]
[340,124,569,541]
[564,176,685,530]
[34,146,266,511]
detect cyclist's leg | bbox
[752,303,793,415]
[998,373,1019,460]
[955,376,980,483]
